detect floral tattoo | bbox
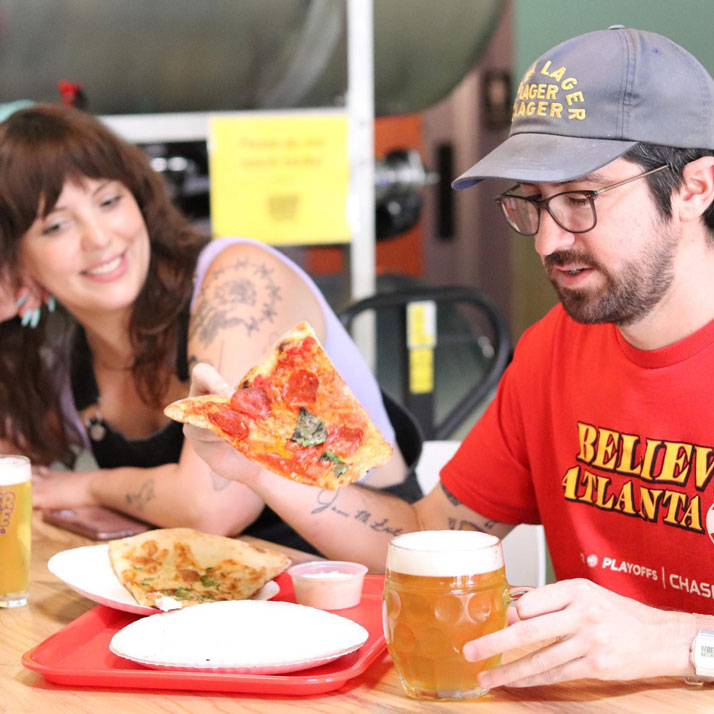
[189,255,282,348]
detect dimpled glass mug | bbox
[383,530,516,701]
[0,455,32,608]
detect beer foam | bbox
[387,530,504,577]
[0,455,31,485]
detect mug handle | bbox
[507,585,534,604]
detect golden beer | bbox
[0,455,32,607]
[383,530,509,700]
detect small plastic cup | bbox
[288,560,368,610]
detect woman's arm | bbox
[35,241,334,535]
[32,444,266,535]
[184,362,513,568]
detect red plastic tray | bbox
[22,573,387,695]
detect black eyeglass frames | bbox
[494,164,669,236]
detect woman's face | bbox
[20,177,151,321]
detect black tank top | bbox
[69,315,323,553]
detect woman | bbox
[0,104,417,552]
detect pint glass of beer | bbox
[0,455,32,607]
[383,530,509,700]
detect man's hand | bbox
[183,363,262,486]
[463,578,695,687]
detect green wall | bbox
[513,0,714,80]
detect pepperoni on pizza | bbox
[165,322,393,490]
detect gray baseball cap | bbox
[452,26,714,189]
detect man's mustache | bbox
[544,250,599,270]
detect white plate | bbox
[47,544,279,616]
[109,599,369,673]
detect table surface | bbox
[2,511,713,713]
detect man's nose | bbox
[533,209,577,259]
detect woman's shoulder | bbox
[198,238,297,283]
[190,238,326,340]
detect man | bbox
[186,27,714,687]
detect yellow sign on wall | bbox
[407,301,437,394]
[208,113,350,245]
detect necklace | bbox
[85,356,134,440]
[85,402,108,441]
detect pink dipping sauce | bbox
[288,561,368,610]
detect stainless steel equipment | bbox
[0,0,505,117]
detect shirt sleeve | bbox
[440,332,542,526]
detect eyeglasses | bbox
[494,164,668,236]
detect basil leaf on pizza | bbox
[165,321,393,489]
[291,408,328,447]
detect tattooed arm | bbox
[150,239,334,534]
[32,240,408,535]
[185,361,513,568]
[244,476,514,571]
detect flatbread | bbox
[165,321,393,489]
[108,528,290,609]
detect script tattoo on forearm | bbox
[310,490,403,535]
[189,256,282,348]
[124,479,155,511]
[311,489,348,516]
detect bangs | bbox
[0,105,137,248]
[34,143,128,219]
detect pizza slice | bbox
[108,528,291,609]
[165,321,393,490]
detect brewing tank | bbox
[0,0,505,117]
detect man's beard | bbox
[544,228,677,327]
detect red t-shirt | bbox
[441,304,714,614]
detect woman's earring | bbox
[19,295,55,328]
[20,308,41,328]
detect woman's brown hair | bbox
[0,104,209,464]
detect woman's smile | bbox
[82,252,127,281]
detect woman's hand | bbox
[183,363,262,486]
[462,578,696,687]
[32,467,100,510]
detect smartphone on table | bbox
[42,506,152,540]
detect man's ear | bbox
[675,156,714,223]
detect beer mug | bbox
[384,530,517,701]
[0,455,32,607]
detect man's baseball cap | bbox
[452,26,714,189]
